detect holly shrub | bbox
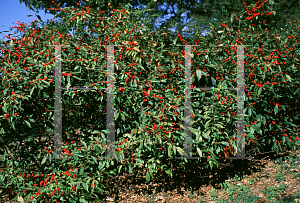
[0,0,299,202]
[205,0,300,156]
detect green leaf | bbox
[214,123,224,129]
[115,111,119,120]
[9,118,16,131]
[211,77,216,86]
[82,182,88,192]
[258,87,262,96]
[250,127,254,135]
[80,167,85,175]
[226,116,231,123]
[36,15,43,22]
[168,144,172,158]
[196,147,202,157]
[173,37,178,45]
[91,156,97,164]
[285,74,292,82]
[95,186,103,195]
[72,76,83,81]
[282,136,285,145]
[145,172,150,182]
[216,146,220,154]
[203,131,210,139]
[133,78,137,87]
[220,141,229,146]
[2,103,7,113]
[254,86,258,96]
[248,107,252,117]
[196,69,203,80]
[205,64,215,68]
[165,169,172,178]
[118,165,122,173]
[206,31,213,36]
[274,105,278,115]
[197,131,203,142]
[81,140,87,148]
[30,86,36,97]
[115,150,122,158]
[176,147,184,156]
[80,198,89,203]
[149,170,154,179]
[205,120,211,129]
[41,155,48,165]
[75,153,85,158]
[190,127,199,136]
[128,164,133,173]
[98,162,104,170]
[173,145,176,155]
[121,112,125,121]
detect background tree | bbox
[19,0,300,44]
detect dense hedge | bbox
[0,0,299,202]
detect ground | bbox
[1,133,299,203]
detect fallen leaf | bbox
[106,197,114,202]
[258,193,266,198]
[17,195,25,203]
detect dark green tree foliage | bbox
[18,0,300,44]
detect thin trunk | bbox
[177,1,182,37]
